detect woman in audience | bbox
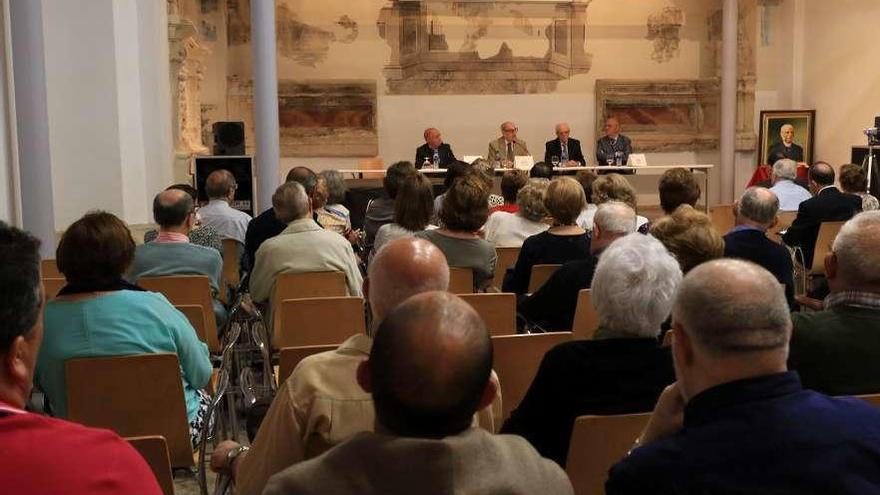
[490,169,528,215]
[371,173,436,260]
[483,179,550,248]
[416,174,496,291]
[316,170,352,234]
[433,160,471,216]
[471,158,505,208]
[650,204,725,273]
[574,170,598,231]
[592,173,650,233]
[503,177,590,293]
[840,163,879,211]
[144,183,222,252]
[501,234,680,466]
[36,211,213,447]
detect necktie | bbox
[561,143,568,162]
[507,142,514,162]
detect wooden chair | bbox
[66,354,194,468]
[492,332,571,420]
[571,289,600,340]
[459,293,517,336]
[43,277,65,301]
[769,211,797,244]
[566,413,651,495]
[277,344,337,386]
[41,259,62,278]
[275,296,366,348]
[273,271,347,302]
[528,264,561,293]
[856,393,880,409]
[138,275,221,353]
[174,304,213,352]
[449,267,475,294]
[809,221,845,275]
[492,247,521,290]
[709,204,736,236]
[220,239,242,304]
[126,436,175,495]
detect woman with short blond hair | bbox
[484,179,550,248]
[592,173,650,232]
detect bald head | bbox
[153,188,193,229]
[205,169,236,200]
[809,162,835,187]
[284,166,318,196]
[367,238,450,323]
[369,291,492,438]
[830,211,880,292]
[673,259,791,357]
[736,187,779,228]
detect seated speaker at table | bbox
[488,121,529,167]
[596,116,634,174]
[544,122,585,167]
[415,127,456,169]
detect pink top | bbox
[155,231,189,243]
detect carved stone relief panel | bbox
[646,6,685,63]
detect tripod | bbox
[862,142,880,197]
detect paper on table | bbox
[514,155,535,171]
[628,154,647,167]
[462,155,482,164]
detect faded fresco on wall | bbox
[647,7,685,63]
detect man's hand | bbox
[638,383,686,447]
[211,440,243,473]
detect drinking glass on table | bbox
[551,155,560,167]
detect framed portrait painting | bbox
[758,110,815,166]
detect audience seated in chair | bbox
[262,291,572,495]
[484,179,550,248]
[574,170,598,231]
[34,212,212,446]
[129,189,227,327]
[471,158,505,209]
[789,211,880,395]
[658,168,701,215]
[364,161,417,256]
[723,187,795,308]
[503,177,590,294]
[839,163,879,212]
[0,222,163,495]
[517,201,636,331]
[416,173,497,291]
[592,173,650,233]
[769,159,812,212]
[370,172,436,262]
[650,205,724,274]
[782,162,862,268]
[490,169,528,215]
[212,238,502,495]
[605,259,880,494]
[503,233,680,466]
[197,169,251,245]
[316,170,352,235]
[250,181,363,304]
[143,183,222,253]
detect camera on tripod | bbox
[865,116,880,146]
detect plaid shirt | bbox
[824,291,880,310]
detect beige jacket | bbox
[488,137,530,162]
[234,334,503,495]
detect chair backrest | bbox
[855,393,880,410]
[459,293,517,336]
[571,289,600,340]
[491,332,571,420]
[277,344,338,386]
[174,304,215,352]
[138,275,220,353]
[126,436,175,495]
[273,271,348,302]
[492,247,521,290]
[528,264,561,293]
[66,354,193,468]
[220,239,242,303]
[810,221,845,274]
[276,296,366,348]
[769,211,798,244]
[43,277,66,301]
[566,413,651,495]
[41,258,62,278]
[448,267,475,294]
[709,204,736,236]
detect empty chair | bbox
[126,436,175,495]
[809,221,845,274]
[277,344,338,386]
[709,204,735,236]
[566,413,651,495]
[459,293,517,336]
[528,264,561,293]
[275,296,366,348]
[448,267,475,294]
[491,332,571,420]
[66,354,195,468]
[139,275,221,353]
[571,289,599,340]
[43,278,65,301]
[492,246,521,290]
[769,211,798,244]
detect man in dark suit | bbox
[544,123,585,167]
[782,162,861,268]
[596,117,634,174]
[723,187,794,308]
[414,128,456,169]
[766,124,804,163]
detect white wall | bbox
[0,0,18,224]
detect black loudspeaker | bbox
[212,121,245,156]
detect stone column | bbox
[720,0,738,204]
[250,0,281,214]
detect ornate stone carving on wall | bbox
[377,0,592,95]
[646,6,684,63]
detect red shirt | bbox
[0,402,162,495]
[489,203,519,215]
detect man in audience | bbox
[245,166,320,269]
[364,161,416,255]
[544,122,586,167]
[530,161,553,180]
[658,168,701,215]
[488,121,529,167]
[782,162,861,268]
[414,127,456,169]
[214,238,501,495]
[250,181,362,303]
[605,259,880,494]
[0,222,162,494]
[518,201,636,330]
[198,169,251,245]
[129,189,227,326]
[263,291,573,495]
[504,234,679,466]
[788,211,880,395]
[769,159,811,211]
[724,187,794,308]
[596,117,633,173]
